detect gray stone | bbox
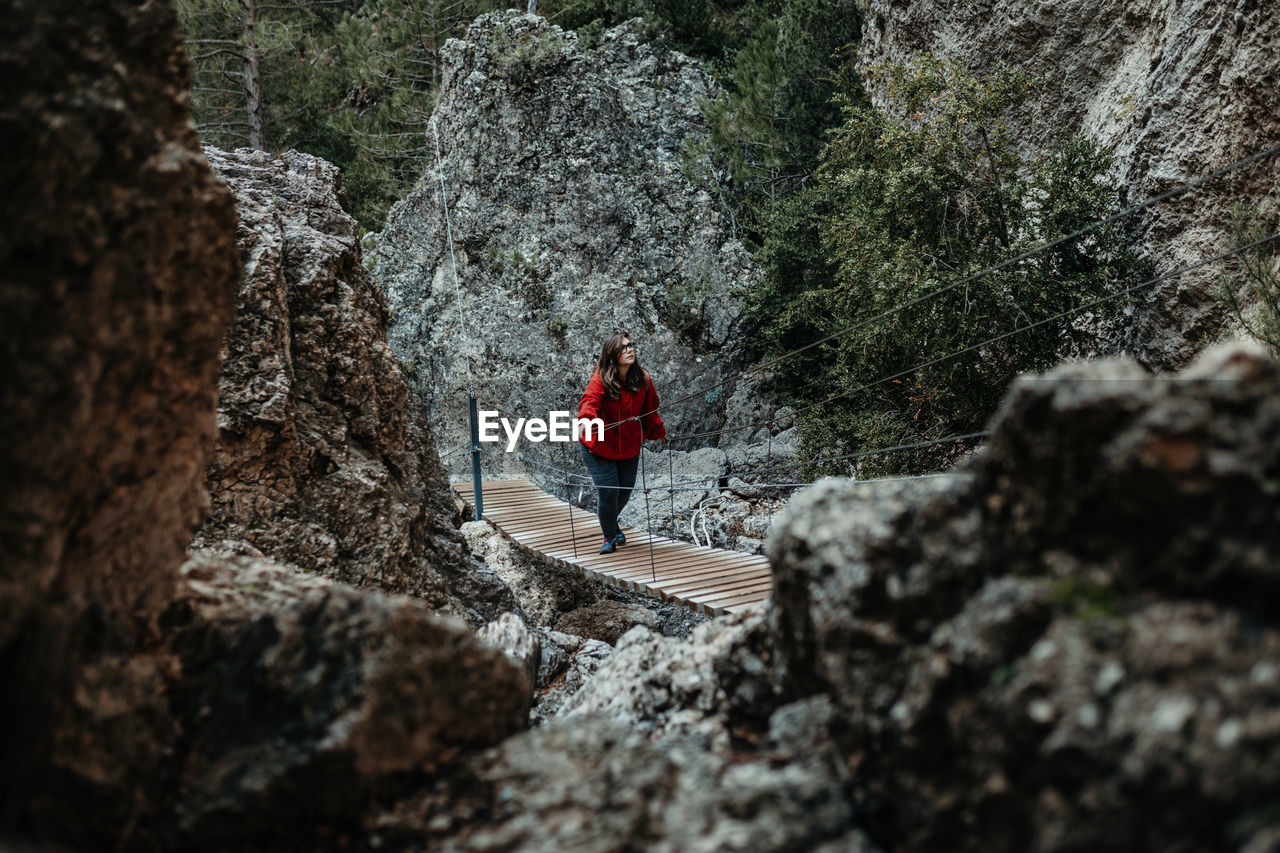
[531,635,614,727]
[768,342,1280,851]
[372,12,770,481]
[171,553,530,846]
[196,147,516,627]
[479,611,541,693]
[371,716,876,853]
[555,606,784,749]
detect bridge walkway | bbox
[453,479,771,616]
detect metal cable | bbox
[596,141,1280,435]
[655,232,1280,446]
[431,117,473,393]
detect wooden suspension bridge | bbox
[453,479,772,616]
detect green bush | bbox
[748,56,1146,476]
[1217,202,1280,357]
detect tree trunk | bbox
[242,0,264,150]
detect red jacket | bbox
[578,370,666,459]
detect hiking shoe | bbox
[614,531,626,546]
[599,538,617,555]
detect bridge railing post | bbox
[468,394,483,521]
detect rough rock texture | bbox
[600,430,797,553]
[371,716,877,853]
[768,342,1280,851]
[372,12,764,474]
[461,517,706,637]
[194,146,515,627]
[0,0,240,835]
[859,0,1280,369]
[167,554,529,849]
[531,631,615,726]
[554,600,660,643]
[478,611,541,692]
[556,608,787,750]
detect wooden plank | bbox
[606,557,765,584]
[672,577,773,603]
[704,589,772,609]
[655,567,772,594]
[687,581,775,606]
[454,477,778,618]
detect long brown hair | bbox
[595,332,646,399]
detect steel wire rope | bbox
[761,231,1280,435]
[596,141,1280,436]
[514,441,976,492]
[512,234,1278,493]
[747,431,992,480]
[431,117,473,394]
[519,449,965,492]
[650,231,1280,447]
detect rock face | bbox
[555,608,786,750]
[615,433,798,553]
[195,147,515,627]
[373,716,877,853]
[0,7,530,847]
[859,0,1280,369]
[169,554,529,849]
[0,0,240,832]
[372,12,762,475]
[768,342,1280,852]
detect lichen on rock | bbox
[768,341,1280,851]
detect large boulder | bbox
[168,554,530,849]
[768,342,1280,851]
[555,607,787,750]
[370,716,876,853]
[371,12,763,480]
[0,0,240,835]
[195,147,516,627]
[858,0,1280,369]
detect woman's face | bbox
[617,338,636,369]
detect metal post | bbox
[468,394,483,520]
[565,441,578,559]
[641,445,656,585]
[667,436,675,523]
[766,421,773,527]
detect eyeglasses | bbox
[620,342,636,351]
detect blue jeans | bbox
[579,444,639,541]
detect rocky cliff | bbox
[0,6,529,847]
[767,342,1280,851]
[9,2,1280,851]
[195,146,514,626]
[859,0,1280,369]
[0,0,241,830]
[372,11,763,478]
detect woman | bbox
[578,332,667,554]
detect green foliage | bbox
[485,23,572,87]
[1216,202,1280,357]
[1051,577,1123,621]
[748,56,1145,475]
[176,0,506,230]
[683,0,863,239]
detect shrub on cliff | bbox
[748,56,1147,475]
